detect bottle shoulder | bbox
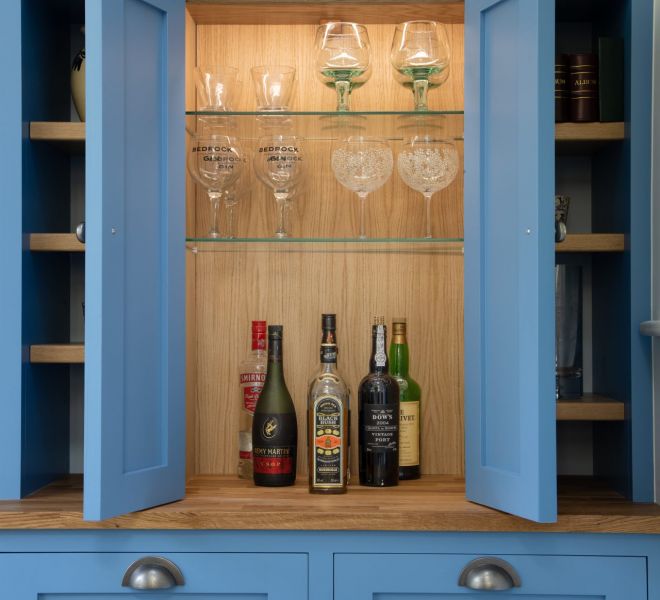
[308,370,350,401]
[358,372,400,395]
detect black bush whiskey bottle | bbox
[252,325,297,486]
[358,317,400,486]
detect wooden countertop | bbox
[1,475,660,533]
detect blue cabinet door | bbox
[335,554,646,599]
[0,553,307,600]
[84,0,186,520]
[464,0,556,522]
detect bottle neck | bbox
[265,337,284,382]
[320,327,338,366]
[389,340,409,377]
[369,325,388,374]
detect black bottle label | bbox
[253,413,297,475]
[312,395,344,487]
[363,403,398,452]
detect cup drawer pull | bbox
[458,557,521,591]
[122,556,184,590]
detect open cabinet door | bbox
[464,0,556,522]
[84,0,185,521]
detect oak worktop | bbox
[0,475,659,533]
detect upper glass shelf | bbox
[185,111,464,141]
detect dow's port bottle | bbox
[308,314,350,494]
[358,317,400,486]
[237,320,267,479]
[252,325,297,486]
[390,318,421,480]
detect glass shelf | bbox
[185,111,463,141]
[186,237,464,254]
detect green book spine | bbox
[598,37,624,122]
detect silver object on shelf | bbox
[75,221,85,244]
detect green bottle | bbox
[390,318,421,480]
[252,325,297,486]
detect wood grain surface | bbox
[30,121,85,141]
[555,122,624,142]
[29,233,85,252]
[556,234,624,253]
[556,395,625,421]
[2,475,660,532]
[30,344,84,364]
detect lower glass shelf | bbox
[186,237,464,254]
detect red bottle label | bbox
[239,450,252,460]
[240,372,266,413]
[253,455,293,474]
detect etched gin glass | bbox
[390,21,451,111]
[397,136,458,238]
[315,22,371,112]
[253,135,305,238]
[187,133,244,238]
[331,136,393,239]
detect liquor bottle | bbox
[237,320,267,479]
[252,325,297,486]
[307,314,350,494]
[389,318,421,480]
[358,317,400,487]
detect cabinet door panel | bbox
[84,0,186,520]
[464,0,556,522]
[335,554,646,599]
[0,553,306,600]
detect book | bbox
[598,37,623,122]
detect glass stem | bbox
[227,205,235,239]
[423,192,433,239]
[274,192,289,238]
[335,80,351,112]
[413,78,429,111]
[358,192,368,239]
[208,191,222,238]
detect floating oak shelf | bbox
[557,395,625,421]
[29,233,85,252]
[555,122,624,142]
[556,234,624,253]
[29,122,85,152]
[30,344,84,364]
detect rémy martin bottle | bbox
[358,317,400,487]
[307,314,350,494]
[237,320,267,480]
[389,318,421,480]
[252,325,297,487]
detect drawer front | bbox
[0,553,306,600]
[335,554,646,599]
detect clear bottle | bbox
[238,320,267,479]
[390,318,422,480]
[252,325,298,487]
[358,317,400,486]
[308,314,350,494]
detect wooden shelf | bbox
[2,475,660,533]
[555,122,624,142]
[556,234,624,253]
[29,233,85,252]
[30,344,84,364]
[29,122,85,153]
[557,394,625,421]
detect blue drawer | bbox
[0,552,307,599]
[334,553,646,599]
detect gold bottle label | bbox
[399,401,420,467]
[312,395,344,488]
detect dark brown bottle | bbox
[252,325,297,486]
[358,317,400,487]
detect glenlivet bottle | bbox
[237,320,267,479]
[252,325,297,486]
[390,318,421,480]
[358,317,400,486]
[308,314,350,494]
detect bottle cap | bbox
[252,320,267,333]
[322,313,336,330]
[373,316,385,326]
[392,319,407,337]
[268,324,283,338]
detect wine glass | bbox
[194,66,239,111]
[331,137,393,239]
[187,134,244,238]
[315,22,371,112]
[253,135,305,238]
[390,21,451,111]
[222,182,250,240]
[397,136,458,239]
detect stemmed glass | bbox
[253,135,305,238]
[390,21,451,111]
[331,136,393,239]
[315,22,371,112]
[397,136,458,239]
[222,182,249,239]
[187,133,244,238]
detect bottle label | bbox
[253,413,297,476]
[363,403,398,452]
[240,372,266,413]
[400,401,420,467]
[239,450,252,460]
[320,344,338,364]
[374,325,386,367]
[312,395,344,488]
